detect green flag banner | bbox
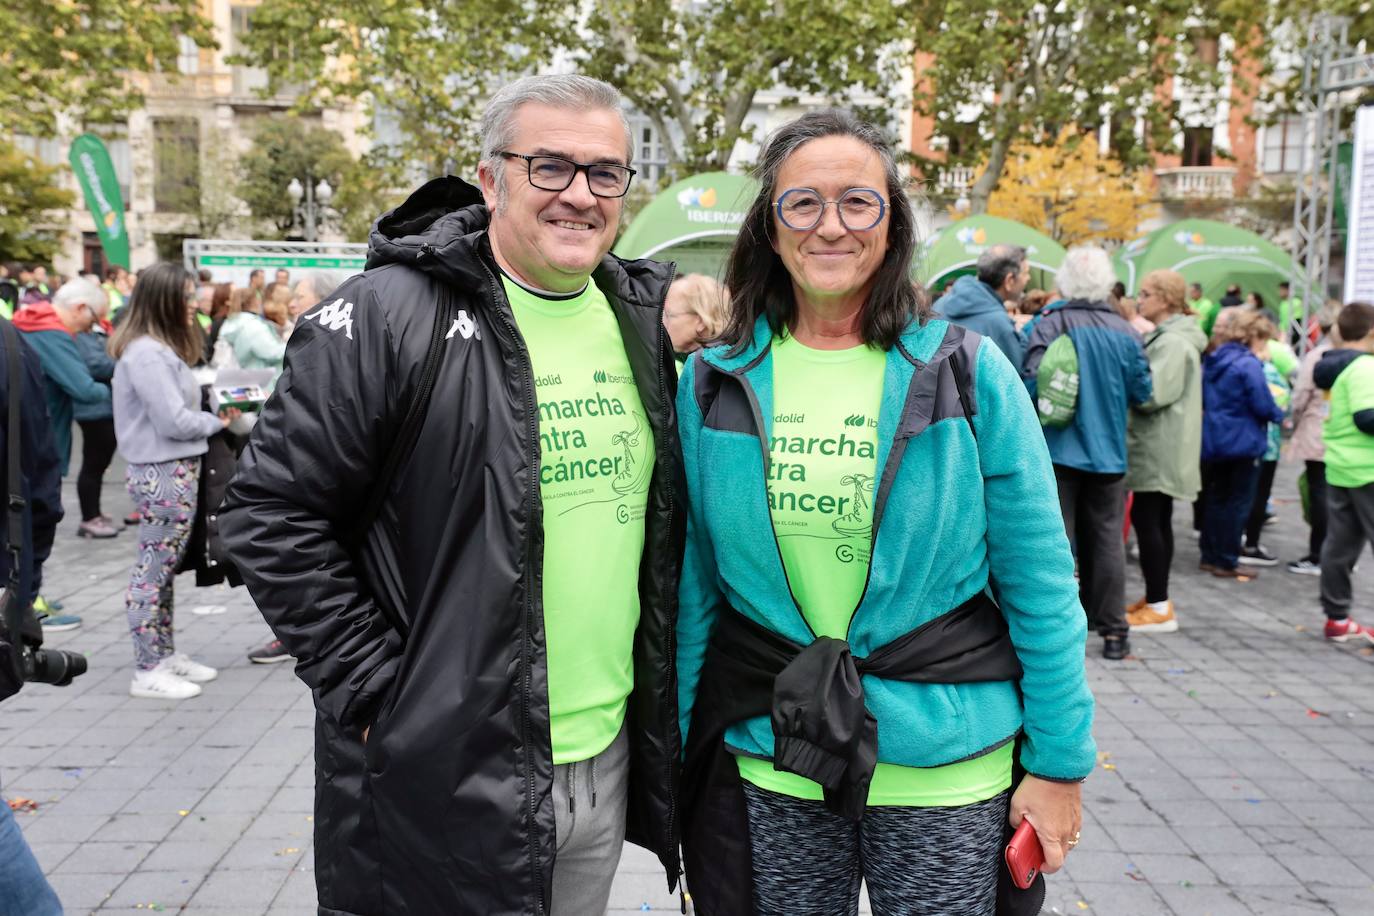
[69,134,129,268]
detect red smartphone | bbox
[1005,819,1045,890]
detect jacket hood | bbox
[12,302,70,335]
[1314,348,1369,391]
[367,175,676,309]
[937,275,1006,321]
[1205,341,1255,377]
[1152,314,1207,354]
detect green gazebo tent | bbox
[614,171,760,279]
[1113,219,1293,307]
[916,215,1067,293]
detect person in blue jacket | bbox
[937,244,1029,365]
[1022,246,1152,660]
[12,284,112,481]
[1199,310,1286,581]
[676,110,1093,916]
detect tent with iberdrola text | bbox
[1113,218,1293,306]
[915,215,1067,294]
[614,171,760,280]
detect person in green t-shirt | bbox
[677,111,1094,914]
[1314,302,1374,645]
[213,76,682,915]
[1189,282,1219,336]
[1277,281,1302,344]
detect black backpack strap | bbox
[943,325,980,440]
[351,289,456,543]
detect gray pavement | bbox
[2,458,1372,915]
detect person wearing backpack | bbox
[1124,270,1206,635]
[1198,311,1286,583]
[1023,246,1153,660]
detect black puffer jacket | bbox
[220,177,684,916]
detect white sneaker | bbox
[162,653,218,683]
[130,666,202,700]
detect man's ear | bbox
[477,162,500,212]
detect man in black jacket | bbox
[220,74,684,916]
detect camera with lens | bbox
[2,588,87,698]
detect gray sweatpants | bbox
[550,725,629,916]
[1320,482,1374,620]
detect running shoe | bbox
[1211,566,1259,582]
[35,608,82,632]
[130,665,201,700]
[247,639,291,664]
[1239,546,1279,567]
[163,653,218,683]
[1287,558,1321,576]
[1103,635,1130,660]
[77,518,119,539]
[1128,601,1179,633]
[1324,619,1374,645]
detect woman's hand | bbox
[218,407,242,428]
[1009,775,1082,874]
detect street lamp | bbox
[287,175,337,242]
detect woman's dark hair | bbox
[721,109,926,353]
[109,262,201,365]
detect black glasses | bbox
[775,187,887,232]
[498,152,636,198]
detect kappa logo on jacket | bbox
[445,310,482,341]
[303,298,354,340]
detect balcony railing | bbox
[1155,166,1237,199]
[936,165,976,196]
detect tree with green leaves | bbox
[0,141,75,263]
[237,119,393,243]
[912,0,1276,213]
[231,0,916,182]
[1,0,214,139]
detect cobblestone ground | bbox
[1,458,1371,915]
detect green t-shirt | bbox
[1324,354,1374,488]
[736,334,1013,806]
[1192,298,1219,336]
[504,275,654,764]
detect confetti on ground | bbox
[1077,900,1090,910]
[177,809,190,816]
[7,798,37,812]
[1167,668,1186,675]
[191,604,227,616]
[275,847,301,856]
[1295,625,1308,632]
[1306,708,1330,718]
[640,904,652,911]
[1245,798,1262,804]
[1179,880,1194,887]
[1264,691,1278,699]
[61,768,83,778]
[1125,869,1145,881]
[1187,690,1197,698]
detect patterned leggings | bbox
[124,458,200,670]
[742,783,1008,916]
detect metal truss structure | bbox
[1291,15,1374,351]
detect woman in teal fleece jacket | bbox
[676,110,1095,916]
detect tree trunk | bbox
[969,131,1011,214]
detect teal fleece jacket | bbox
[676,316,1096,782]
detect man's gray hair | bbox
[976,244,1027,291]
[1057,245,1118,302]
[52,276,107,314]
[480,75,633,209]
[296,269,350,302]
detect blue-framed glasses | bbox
[774,187,887,232]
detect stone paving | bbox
[2,458,1372,915]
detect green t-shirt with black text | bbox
[505,275,654,765]
[736,333,1013,806]
[1324,353,1374,488]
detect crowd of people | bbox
[0,71,1371,916]
[2,260,349,677]
[925,242,1374,662]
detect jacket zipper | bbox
[651,263,682,878]
[482,261,546,916]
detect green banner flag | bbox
[68,133,130,268]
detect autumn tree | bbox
[986,130,1155,247]
[913,0,1276,213]
[0,141,75,263]
[231,0,916,180]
